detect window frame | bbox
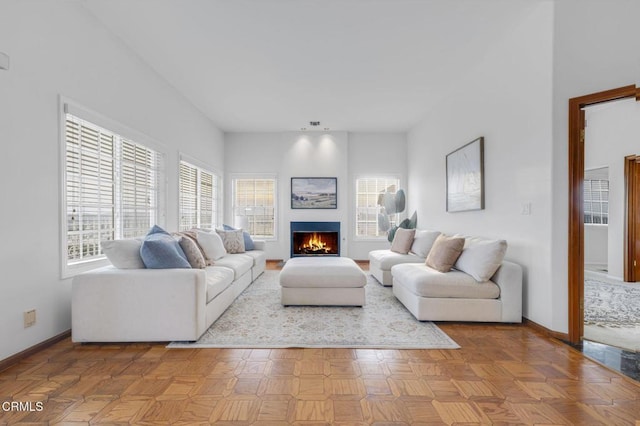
[354,175,402,240]
[59,97,167,278]
[230,174,278,241]
[178,153,222,231]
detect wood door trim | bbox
[624,155,640,282]
[568,84,637,344]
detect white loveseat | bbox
[370,230,523,323]
[72,240,266,343]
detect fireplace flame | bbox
[300,232,331,253]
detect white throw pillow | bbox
[454,237,507,282]
[410,230,441,258]
[196,230,227,261]
[101,239,145,269]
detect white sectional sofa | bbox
[72,240,266,343]
[370,230,523,323]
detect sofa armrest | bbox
[252,240,266,251]
[491,260,523,322]
[72,266,207,342]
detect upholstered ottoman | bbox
[279,257,367,306]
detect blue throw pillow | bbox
[140,225,191,269]
[222,224,255,250]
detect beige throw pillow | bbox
[390,228,416,254]
[216,229,246,254]
[425,234,465,272]
[178,236,207,269]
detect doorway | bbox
[567,84,639,345]
[624,154,640,282]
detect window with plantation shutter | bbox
[232,176,277,239]
[179,160,220,231]
[63,111,164,276]
[355,177,401,238]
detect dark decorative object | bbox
[446,137,484,212]
[387,210,418,242]
[291,177,337,209]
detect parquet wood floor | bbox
[1,324,639,425]
[1,262,639,424]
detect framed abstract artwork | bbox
[291,177,337,209]
[446,137,484,212]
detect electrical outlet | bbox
[24,309,36,328]
[521,202,532,215]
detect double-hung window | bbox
[232,176,277,239]
[355,177,401,238]
[62,102,164,277]
[584,179,609,225]
[179,158,221,231]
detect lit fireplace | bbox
[291,221,340,257]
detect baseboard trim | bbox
[523,318,569,341]
[0,329,71,373]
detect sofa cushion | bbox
[425,234,464,272]
[196,230,227,261]
[242,249,266,266]
[369,249,425,269]
[101,238,145,269]
[216,229,246,253]
[390,228,416,254]
[455,237,507,282]
[392,263,500,299]
[213,253,252,279]
[410,230,441,258]
[205,266,235,302]
[178,235,207,269]
[140,225,191,269]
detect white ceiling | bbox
[83,0,539,132]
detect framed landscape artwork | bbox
[291,177,337,209]
[446,137,484,212]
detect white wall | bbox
[551,0,640,332]
[585,100,640,278]
[584,225,608,269]
[0,1,224,361]
[407,3,554,326]
[224,132,407,260]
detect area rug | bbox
[169,271,459,349]
[584,276,640,327]
[584,272,640,351]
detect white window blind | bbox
[233,177,276,238]
[179,160,219,231]
[64,113,162,270]
[356,177,400,238]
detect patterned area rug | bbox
[169,271,459,349]
[584,278,640,327]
